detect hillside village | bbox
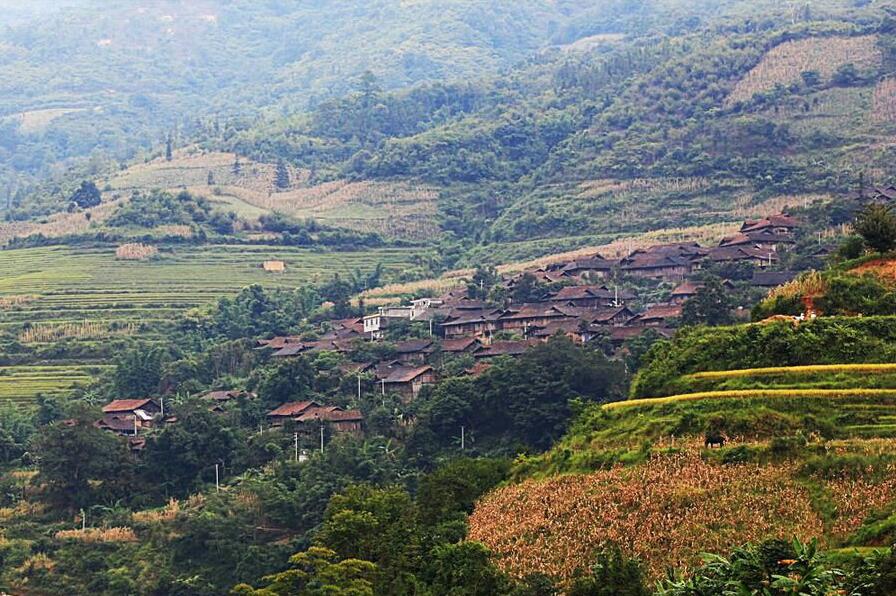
[90,211,821,446]
[12,2,896,593]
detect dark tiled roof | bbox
[707,246,778,262]
[750,271,798,287]
[634,304,683,322]
[297,407,363,423]
[96,415,137,432]
[741,214,800,233]
[395,340,434,354]
[474,340,539,358]
[384,365,434,383]
[671,281,704,296]
[267,401,320,417]
[436,337,481,352]
[102,399,156,413]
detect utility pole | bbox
[214,464,220,493]
[461,425,465,451]
[357,375,362,400]
[81,508,86,531]
[381,379,386,396]
[320,424,325,454]
[294,432,299,462]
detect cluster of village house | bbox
[95,214,807,447]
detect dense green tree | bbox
[141,405,241,497]
[233,547,377,595]
[568,544,650,596]
[112,344,171,397]
[411,337,627,455]
[316,484,421,591]
[832,62,860,86]
[69,180,101,209]
[321,274,356,318]
[212,285,311,339]
[467,266,499,301]
[107,190,211,228]
[681,278,734,327]
[855,203,896,253]
[427,542,510,596]
[34,418,135,512]
[511,272,540,304]
[253,357,317,407]
[417,458,511,530]
[275,158,290,190]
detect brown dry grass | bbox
[852,258,896,282]
[107,150,439,240]
[873,77,896,123]
[766,270,825,301]
[0,295,37,310]
[55,527,138,543]
[727,35,881,106]
[132,498,181,524]
[116,243,159,261]
[0,195,125,246]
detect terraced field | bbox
[0,364,110,405]
[104,152,440,241]
[0,243,418,405]
[0,244,416,328]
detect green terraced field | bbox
[0,364,111,405]
[0,244,419,403]
[0,244,418,329]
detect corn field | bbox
[469,450,822,579]
[19,321,138,343]
[727,35,881,106]
[116,243,159,261]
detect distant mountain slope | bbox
[6,1,895,269]
[0,0,632,192]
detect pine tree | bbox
[232,156,241,176]
[165,134,173,162]
[275,159,290,190]
[207,170,215,186]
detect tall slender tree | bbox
[275,159,290,190]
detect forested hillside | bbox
[9,0,896,270]
[0,0,631,197]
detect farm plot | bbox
[0,364,109,405]
[105,152,441,241]
[0,244,416,326]
[0,244,417,403]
